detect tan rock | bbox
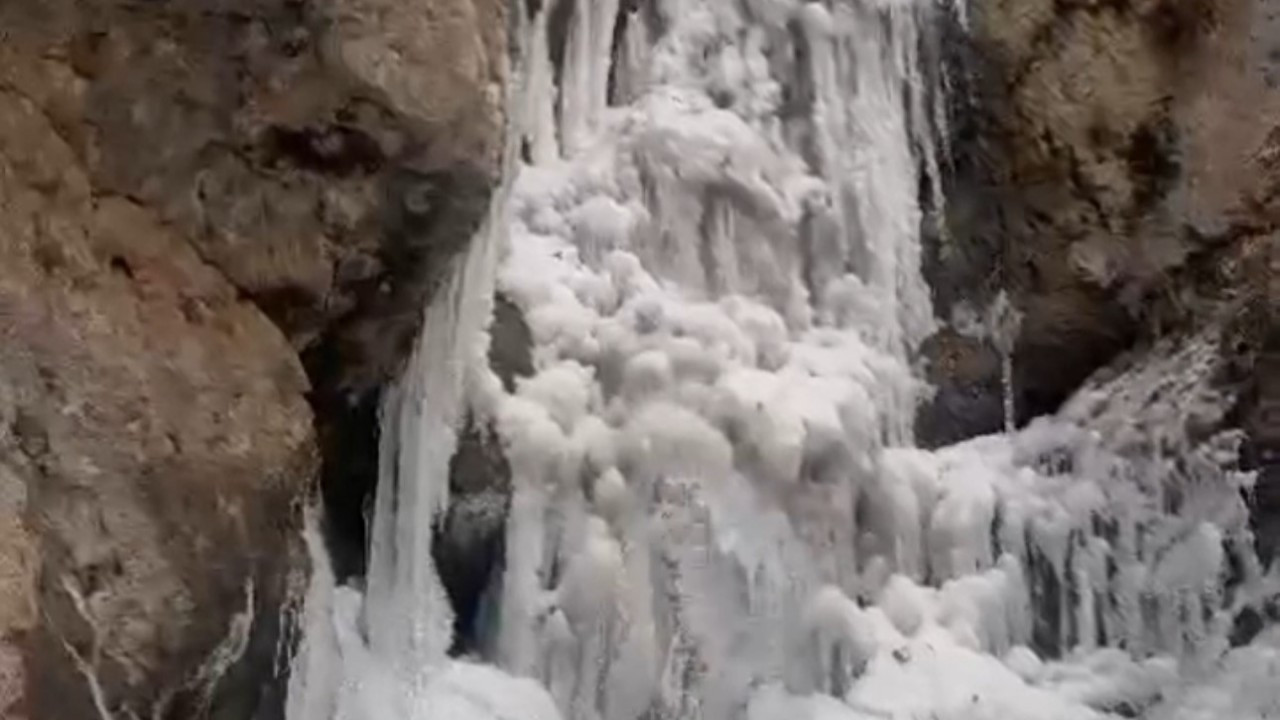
[0,462,36,720]
[935,0,1280,432]
[0,0,510,716]
[0,72,316,716]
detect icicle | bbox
[988,292,1023,433]
[559,0,621,156]
[285,513,341,720]
[525,1,562,164]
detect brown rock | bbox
[936,0,1280,585]
[0,81,315,717]
[927,0,1280,439]
[0,463,37,720]
[0,0,510,716]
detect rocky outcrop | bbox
[923,0,1280,442]
[0,0,509,717]
[922,0,1280,594]
[0,75,314,720]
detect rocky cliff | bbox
[0,0,508,717]
[924,0,1280,443]
[923,0,1280,605]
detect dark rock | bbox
[490,292,536,394]
[436,420,513,657]
[1230,606,1266,647]
[434,293,533,655]
[916,330,1005,447]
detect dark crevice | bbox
[309,382,381,582]
[1064,533,1081,648]
[489,292,535,393]
[697,190,723,297]
[109,255,136,280]
[435,419,512,657]
[1014,322,1139,424]
[1143,0,1221,56]
[434,295,532,656]
[1028,540,1063,659]
[435,292,535,645]
[606,1,633,107]
[302,163,494,584]
[547,0,576,111]
[1223,299,1280,571]
[1229,605,1266,647]
[259,125,385,177]
[1124,116,1182,218]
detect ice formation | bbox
[286,1,1279,719]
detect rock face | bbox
[0,0,509,717]
[926,0,1280,582]
[924,0,1280,441]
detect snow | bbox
[284,0,1278,719]
[846,627,1105,720]
[1149,630,1280,720]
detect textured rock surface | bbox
[924,0,1280,584]
[924,0,1280,442]
[0,0,509,717]
[0,85,314,720]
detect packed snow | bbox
[285,1,1278,719]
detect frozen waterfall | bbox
[286,1,1280,719]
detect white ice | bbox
[286,0,1277,719]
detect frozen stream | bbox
[286,1,1280,719]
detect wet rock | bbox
[916,330,1005,447]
